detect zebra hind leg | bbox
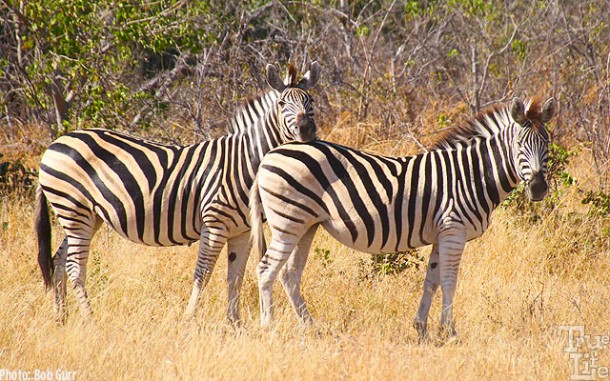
[63,217,102,319]
[65,235,95,318]
[279,225,318,325]
[257,237,300,326]
[413,244,440,343]
[226,232,252,325]
[53,237,68,322]
[184,225,227,320]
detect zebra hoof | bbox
[413,320,428,342]
[436,324,459,346]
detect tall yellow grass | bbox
[1,132,609,380]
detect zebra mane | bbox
[226,89,279,134]
[521,97,549,133]
[431,98,543,150]
[285,64,298,86]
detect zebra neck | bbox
[472,132,521,207]
[245,107,283,170]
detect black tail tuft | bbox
[35,186,53,290]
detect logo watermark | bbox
[0,368,76,381]
[559,325,610,380]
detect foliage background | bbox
[1,1,608,157]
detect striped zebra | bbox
[250,97,555,339]
[35,61,320,322]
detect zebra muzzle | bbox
[526,172,548,201]
[296,116,317,142]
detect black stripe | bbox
[471,143,491,216]
[491,138,515,195]
[93,130,159,192]
[273,148,359,244]
[60,134,148,241]
[482,140,500,206]
[269,207,305,224]
[259,185,318,217]
[208,206,238,227]
[317,144,375,247]
[332,145,390,248]
[40,163,117,230]
[418,154,432,246]
[459,147,483,224]
[226,138,249,224]
[181,144,207,240]
[50,199,90,219]
[152,147,183,245]
[441,149,454,202]
[240,134,255,199]
[261,164,330,215]
[166,146,197,245]
[191,141,218,234]
[405,155,422,249]
[431,152,444,227]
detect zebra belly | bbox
[321,218,436,255]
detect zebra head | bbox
[510,97,556,201]
[266,61,320,142]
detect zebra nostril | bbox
[527,172,548,201]
[531,180,547,196]
[297,118,316,141]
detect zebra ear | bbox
[510,97,527,125]
[266,64,287,92]
[297,61,320,90]
[540,97,556,123]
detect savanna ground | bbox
[2,1,610,380]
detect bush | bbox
[0,153,37,197]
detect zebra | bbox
[35,61,320,322]
[250,97,555,340]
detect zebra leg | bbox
[52,238,68,321]
[184,225,227,319]
[63,217,102,318]
[413,244,440,341]
[279,225,318,325]
[437,228,467,339]
[226,232,252,325]
[257,237,299,326]
[65,235,94,318]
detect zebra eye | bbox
[278,100,287,107]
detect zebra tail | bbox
[249,177,267,259]
[35,185,53,290]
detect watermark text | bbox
[559,325,610,381]
[0,368,76,381]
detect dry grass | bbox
[1,130,610,380]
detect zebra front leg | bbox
[438,228,467,339]
[414,244,440,342]
[257,238,298,326]
[184,225,227,320]
[279,226,317,325]
[226,232,252,325]
[53,238,68,322]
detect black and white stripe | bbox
[250,97,555,339]
[36,62,320,321]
